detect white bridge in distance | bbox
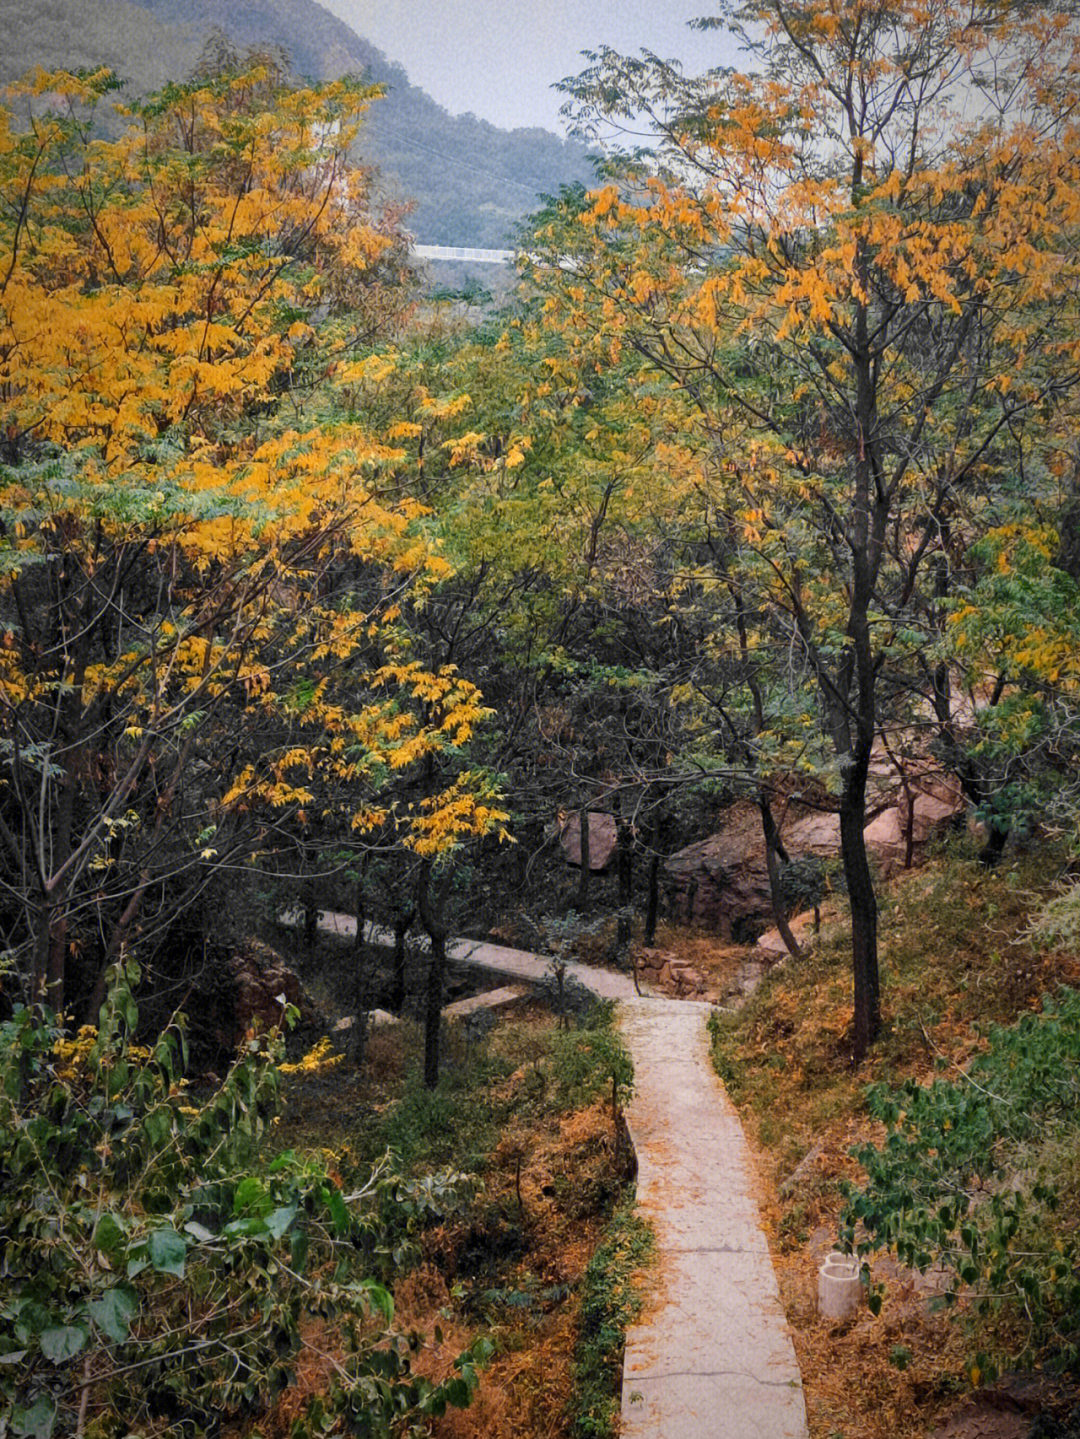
[411,243,579,271]
[412,243,515,265]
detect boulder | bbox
[663,802,774,940]
[228,939,306,1037]
[862,783,965,877]
[634,947,672,977]
[559,810,619,871]
[333,1009,400,1032]
[784,809,841,854]
[756,909,819,958]
[665,766,965,938]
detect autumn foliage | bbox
[0,62,505,1014]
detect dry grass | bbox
[701,838,1080,1439]
[259,1010,632,1439]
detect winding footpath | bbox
[314,914,808,1438]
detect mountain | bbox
[0,0,596,248]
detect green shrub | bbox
[549,1003,634,1115]
[841,987,1080,1374]
[0,965,486,1438]
[570,1194,653,1438]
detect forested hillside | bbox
[0,0,595,245]
[3,0,1080,1435]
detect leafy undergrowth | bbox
[706,836,1080,1439]
[258,1003,645,1439]
[572,1196,654,1438]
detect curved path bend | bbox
[314,913,807,1438]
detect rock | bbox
[635,948,670,975]
[559,810,619,871]
[861,782,965,878]
[443,985,529,1021]
[228,939,307,1038]
[756,909,818,958]
[334,1009,400,1032]
[663,802,775,939]
[665,764,965,938]
[784,809,841,854]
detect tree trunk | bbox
[32,896,57,1008]
[840,755,880,1062]
[614,800,632,957]
[576,806,591,911]
[301,883,319,952]
[978,820,1009,867]
[422,932,446,1090]
[902,780,916,871]
[644,850,661,947]
[390,909,414,1013]
[840,294,884,1063]
[758,791,803,960]
[417,861,446,1090]
[347,881,369,1068]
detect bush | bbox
[570,1194,653,1438]
[841,988,1080,1374]
[0,965,486,1438]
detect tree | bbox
[553,0,1080,1057]
[0,964,488,1437]
[0,63,503,1017]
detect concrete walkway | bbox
[619,997,807,1438]
[312,910,642,1001]
[313,912,807,1438]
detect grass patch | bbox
[570,1193,655,1438]
[271,1001,640,1439]
[706,835,1080,1438]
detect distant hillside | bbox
[0,0,596,247]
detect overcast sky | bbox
[320,1,741,132]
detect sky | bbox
[320,1,742,133]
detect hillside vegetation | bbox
[0,0,595,246]
[4,0,1080,1432]
[711,841,1080,1437]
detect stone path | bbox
[313,912,807,1438]
[619,997,807,1438]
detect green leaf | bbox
[360,1280,394,1325]
[265,1205,297,1240]
[40,1323,88,1363]
[88,1286,137,1344]
[325,1185,349,1237]
[233,1176,265,1214]
[290,1227,310,1274]
[11,1394,57,1439]
[94,1211,126,1258]
[223,1216,269,1238]
[147,1227,187,1277]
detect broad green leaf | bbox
[40,1323,87,1363]
[265,1205,297,1240]
[326,1185,349,1237]
[233,1176,265,1214]
[88,1286,137,1344]
[147,1227,187,1277]
[11,1394,57,1439]
[289,1228,309,1274]
[94,1212,126,1259]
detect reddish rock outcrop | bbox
[558,810,619,871]
[664,761,965,938]
[634,947,710,998]
[227,939,307,1039]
